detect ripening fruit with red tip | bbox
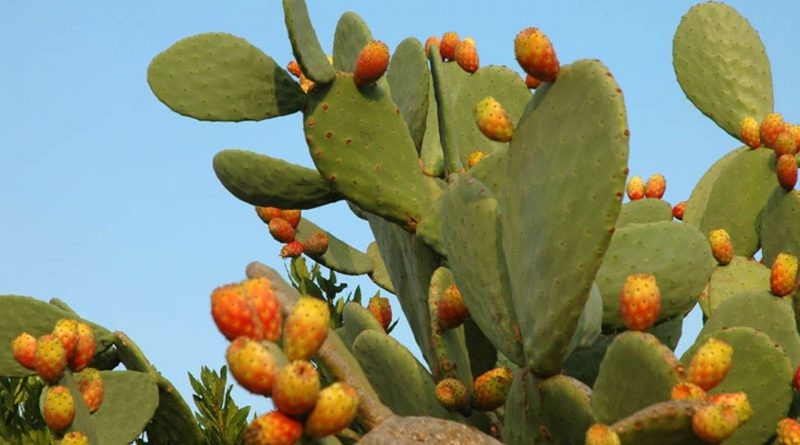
[437,284,470,330]
[244,411,303,445]
[11,332,37,370]
[761,112,789,149]
[35,334,67,384]
[619,273,661,331]
[42,385,76,433]
[367,295,392,331]
[771,252,798,297]
[474,96,514,142]
[739,116,761,149]
[440,32,459,61]
[354,40,390,86]
[514,27,559,82]
[304,382,360,438]
[271,360,321,416]
[226,337,279,396]
[673,201,687,220]
[708,229,733,266]
[777,154,798,191]
[283,297,330,361]
[455,37,479,73]
[626,176,645,201]
[687,337,733,391]
[644,174,666,199]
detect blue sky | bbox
[2,1,798,413]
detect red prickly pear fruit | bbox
[271,360,321,416]
[35,334,67,384]
[626,176,645,200]
[354,40,389,86]
[585,423,621,445]
[774,130,798,156]
[268,218,296,243]
[69,322,95,372]
[708,229,733,266]
[280,241,304,258]
[61,432,89,445]
[440,32,460,61]
[467,151,486,168]
[777,154,798,191]
[367,295,392,331]
[255,206,284,224]
[514,27,559,82]
[281,209,301,228]
[74,367,104,413]
[644,174,666,199]
[761,112,788,149]
[424,36,441,58]
[474,96,514,142]
[437,284,470,330]
[740,116,761,149]
[304,382,360,438]
[244,411,303,445]
[525,73,543,89]
[673,201,687,220]
[455,37,479,73]
[301,232,329,258]
[771,252,798,297]
[472,367,513,411]
[777,418,800,445]
[286,60,302,78]
[688,337,733,391]
[212,283,263,341]
[691,402,740,444]
[52,319,79,359]
[11,332,37,370]
[435,378,470,412]
[42,385,75,433]
[283,297,330,361]
[241,278,282,342]
[619,273,661,331]
[226,337,278,396]
[670,381,707,401]
[708,392,751,424]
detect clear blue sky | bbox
[2,1,798,412]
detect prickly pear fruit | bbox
[42,385,75,433]
[514,27,559,82]
[69,322,95,372]
[435,378,470,412]
[671,381,707,401]
[474,96,514,142]
[211,284,262,341]
[367,295,392,331]
[585,423,621,445]
[472,367,513,411]
[61,432,89,445]
[281,209,301,228]
[11,332,37,370]
[525,73,542,89]
[354,40,389,86]
[283,297,330,361]
[241,277,282,342]
[425,36,441,58]
[305,382,359,438]
[791,125,800,149]
[774,130,798,156]
[673,201,687,220]
[301,232,329,257]
[440,32,459,61]
[286,60,302,78]
[35,334,67,384]
[688,337,733,391]
[455,37,479,73]
[644,174,666,199]
[467,151,486,168]
[280,241,304,258]
[708,392,751,424]
[255,206,284,224]
[708,229,733,266]
[244,411,303,445]
[777,418,800,445]
[271,360,320,416]
[771,252,798,297]
[691,402,740,444]
[626,176,645,201]
[437,284,470,330]
[52,319,79,359]
[740,116,761,149]
[74,367,104,413]
[777,154,798,191]
[226,337,278,396]
[619,273,661,331]
[761,112,788,149]
[268,218,296,243]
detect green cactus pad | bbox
[539,375,594,444]
[685,146,778,257]
[428,50,466,174]
[702,256,770,317]
[282,0,335,84]
[611,400,705,445]
[336,301,384,350]
[332,12,372,72]
[0,295,114,376]
[684,290,800,368]
[304,74,429,229]
[469,147,507,196]
[440,175,524,366]
[415,176,447,256]
[387,38,429,151]
[563,334,614,388]
[213,149,339,209]
[502,368,543,445]
[591,331,684,424]
[148,33,305,122]
[596,220,713,329]
[294,218,374,275]
[567,282,604,355]
[682,327,793,445]
[420,79,445,177]
[616,198,674,229]
[91,371,160,445]
[501,60,629,374]
[366,242,395,293]
[761,189,800,266]
[427,267,473,385]
[683,148,739,228]
[352,329,454,419]
[673,2,773,138]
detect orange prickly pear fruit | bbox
[268,218,296,243]
[761,112,788,149]
[771,252,798,297]
[61,432,90,445]
[777,154,798,191]
[35,334,67,384]
[272,360,321,416]
[774,130,798,156]
[437,284,470,330]
[74,367,104,413]
[425,36,441,58]
[354,40,390,86]
[691,401,741,444]
[255,206,284,224]
[514,27,559,82]
[585,423,621,445]
[280,241,304,258]
[708,392,752,424]
[367,295,392,331]
[670,381,707,401]
[52,319,79,359]
[708,229,733,266]
[472,367,513,411]
[241,277,282,342]
[211,283,263,341]
[435,378,470,412]
[777,418,800,445]
[68,322,95,372]
[688,337,733,391]
[244,411,303,445]
[301,232,329,258]
[474,96,514,142]
[467,151,486,168]
[644,174,666,199]
[226,337,278,396]
[286,60,302,78]
[619,273,661,331]
[440,32,459,61]
[42,385,75,433]
[626,176,645,200]
[673,201,687,220]
[740,116,761,149]
[283,296,330,361]
[525,73,543,89]
[280,209,301,228]
[304,382,360,438]
[11,332,37,370]
[455,37,479,73]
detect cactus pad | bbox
[332,12,372,72]
[282,0,335,84]
[539,375,594,444]
[387,38,429,151]
[616,198,674,228]
[366,242,395,293]
[702,256,770,317]
[91,371,160,444]
[761,189,800,266]
[611,400,705,445]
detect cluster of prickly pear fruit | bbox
[256,206,330,259]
